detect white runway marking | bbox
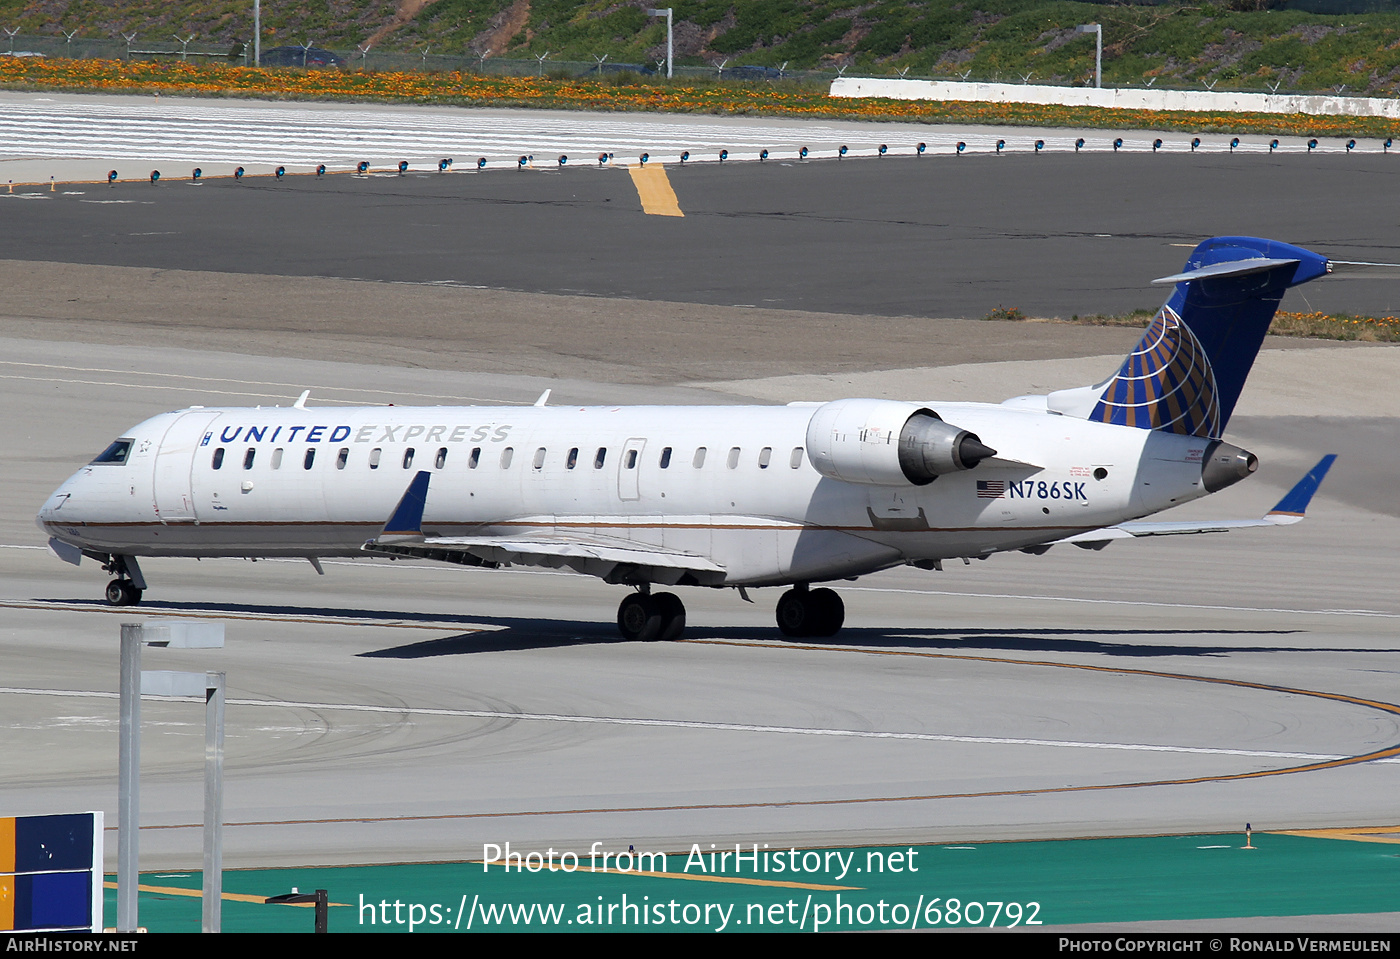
[0,684,1389,763]
[0,95,1367,171]
[0,358,512,405]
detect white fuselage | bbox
[37,400,1215,586]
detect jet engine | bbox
[804,398,997,487]
[1200,440,1258,492]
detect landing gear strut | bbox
[617,590,686,642]
[776,586,844,638]
[101,554,144,607]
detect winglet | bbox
[376,471,431,542]
[1265,454,1337,525]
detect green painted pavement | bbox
[107,832,1400,932]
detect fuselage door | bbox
[618,437,646,502]
[151,411,221,523]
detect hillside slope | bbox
[4,1,1400,93]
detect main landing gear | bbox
[616,585,847,641]
[775,586,844,638]
[617,589,686,642]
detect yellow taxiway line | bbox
[627,164,683,217]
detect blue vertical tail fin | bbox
[1088,237,1330,438]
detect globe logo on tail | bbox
[1089,305,1221,438]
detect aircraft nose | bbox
[36,489,73,529]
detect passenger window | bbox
[693,447,706,468]
[594,448,607,469]
[533,447,546,469]
[469,447,481,469]
[727,447,741,469]
[567,447,579,470]
[336,448,349,470]
[403,448,415,469]
[659,447,672,469]
[303,448,315,470]
[369,447,381,469]
[435,447,447,469]
[271,448,284,470]
[501,447,514,469]
[243,448,256,470]
[790,446,804,469]
[625,449,638,469]
[758,447,772,469]
[212,448,225,470]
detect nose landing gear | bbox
[100,554,146,606]
[105,579,143,606]
[775,586,844,638]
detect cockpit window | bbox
[90,439,133,465]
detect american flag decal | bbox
[976,480,1005,499]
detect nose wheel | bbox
[617,591,686,642]
[105,579,143,607]
[776,587,844,638]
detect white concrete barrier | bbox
[830,76,1400,119]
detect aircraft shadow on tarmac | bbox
[42,597,1381,660]
[356,621,1337,661]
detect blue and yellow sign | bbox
[0,813,102,932]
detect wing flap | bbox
[365,470,726,583]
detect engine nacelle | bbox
[804,399,996,486]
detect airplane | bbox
[38,235,1340,641]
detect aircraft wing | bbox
[361,471,726,585]
[1056,454,1336,548]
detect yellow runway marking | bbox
[628,164,683,217]
[1276,825,1400,844]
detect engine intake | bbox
[805,399,996,487]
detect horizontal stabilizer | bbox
[1151,257,1299,285]
[1056,455,1335,546]
[1325,260,1400,278]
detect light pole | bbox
[1076,23,1101,89]
[253,0,260,66]
[118,621,226,933]
[647,7,672,78]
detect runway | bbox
[0,91,1378,186]
[1,94,1397,901]
[3,335,1398,874]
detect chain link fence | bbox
[1,32,1390,97]
[0,33,840,83]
